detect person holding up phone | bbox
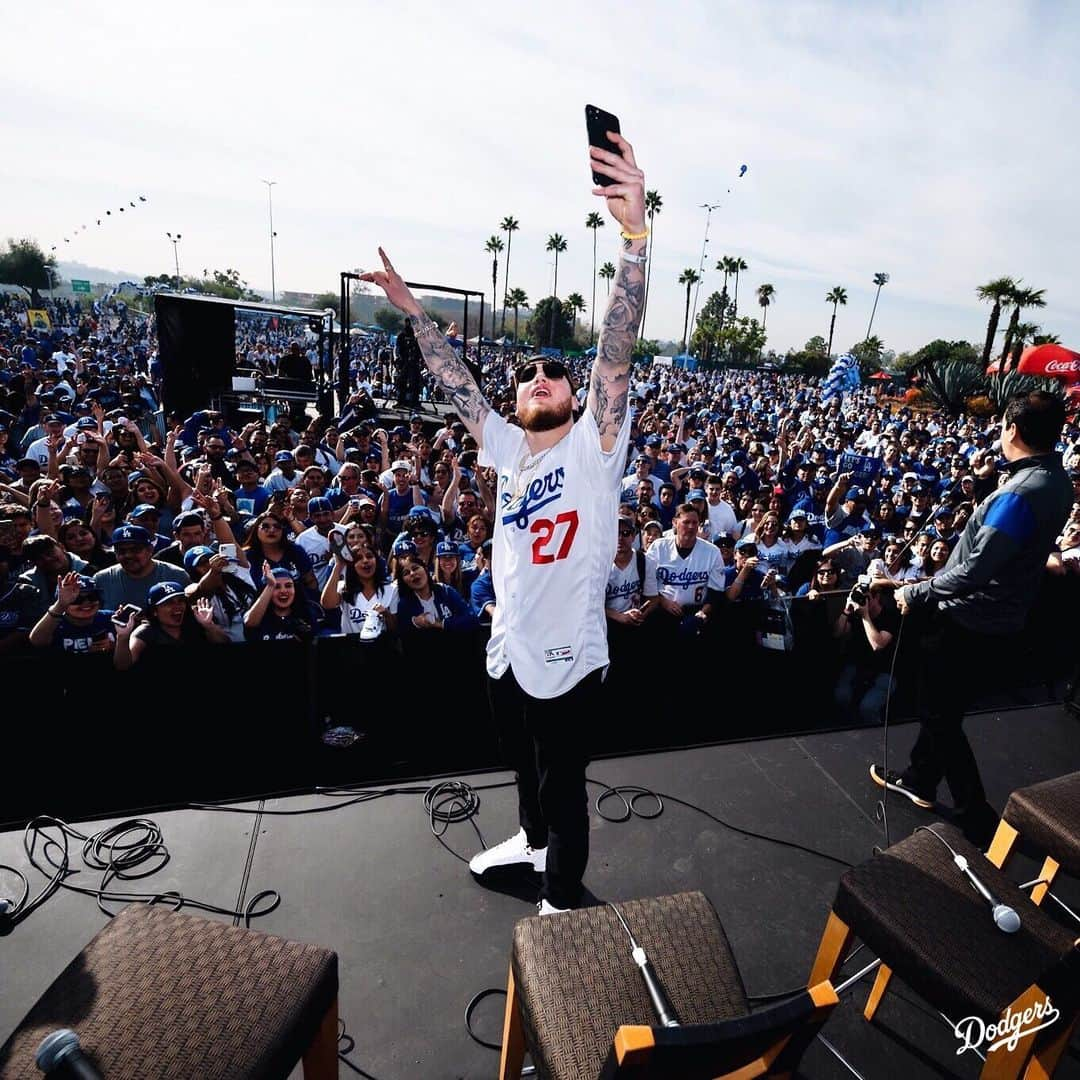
[360,115,647,914]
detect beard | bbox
[517,396,573,432]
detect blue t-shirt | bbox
[52,611,117,653]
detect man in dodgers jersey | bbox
[361,126,647,912]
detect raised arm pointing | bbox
[360,249,491,448]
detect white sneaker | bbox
[537,899,568,916]
[468,828,547,875]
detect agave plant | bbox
[985,370,1064,414]
[918,358,988,416]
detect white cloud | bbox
[2,0,1078,355]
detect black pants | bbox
[487,666,602,909]
[902,616,1003,845]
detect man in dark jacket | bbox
[872,392,1073,844]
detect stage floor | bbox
[2,705,1078,1079]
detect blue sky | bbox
[3,0,1078,355]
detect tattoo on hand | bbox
[590,257,644,437]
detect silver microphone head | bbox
[992,904,1021,934]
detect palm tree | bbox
[599,261,616,296]
[545,233,568,343]
[866,272,889,339]
[639,190,663,339]
[1008,321,1042,366]
[505,287,529,343]
[1000,286,1046,372]
[825,287,848,357]
[565,292,586,343]
[484,235,503,340]
[585,211,605,344]
[756,283,775,332]
[678,268,701,353]
[731,257,748,319]
[498,216,519,336]
[976,277,1017,366]
[716,256,737,337]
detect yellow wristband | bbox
[620,228,649,242]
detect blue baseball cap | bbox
[59,574,100,601]
[274,451,294,463]
[308,496,334,514]
[111,524,153,546]
[147,581,185,606]
[407,505,437,521]
[391,537,418,557]
[845,487,867,501]
[686,489,707,502]
[182,545,216,571]
[435,541,460,557]
[75,417,97,430]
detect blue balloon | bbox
[739,164,748,176]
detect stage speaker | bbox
[155,295,236,420]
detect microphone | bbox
[632,946,681,1028]
[35,1030,103,1079]
[953,854,1021,933]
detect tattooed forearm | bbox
[590,251,645,441]
[410,314,491,429]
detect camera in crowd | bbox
[847,574,873,609]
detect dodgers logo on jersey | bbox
[500,466,565,530]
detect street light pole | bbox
[261,179,277,302]
[686,202,720,355]
[166,232,182,289]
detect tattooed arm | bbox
[586,132,647,453]
[360,249,491,449]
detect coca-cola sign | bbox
[1017,343,1080,383]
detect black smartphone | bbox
[112,603,142,626]
[585,104,621,187]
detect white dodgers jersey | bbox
[644,536,726,609]
[479,407,630,699]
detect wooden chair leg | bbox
[986,819,1019,868]
[979,985,1045,1080]
[863,963,893,1021]
[1024,1011,1078,1080]
[302,996,339,1080]
[809,910,855,986]
[1030,856,1060,906]
[499,966,526,1080]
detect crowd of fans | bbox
[2,289,1078,730]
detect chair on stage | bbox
[0,905,338,1079]
[986,770,1080,909]
[498,890,838,1080]
[809,824,1080,1079]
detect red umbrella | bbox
[870,371,891,380]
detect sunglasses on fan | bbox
[514,360,571,387]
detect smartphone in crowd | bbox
[219,543,237,561]
[111,603,142,626]
[585,104,621,187]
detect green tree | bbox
[0,238,59,300]
[526,295,575,349]
[730,257,748,319]
[498,216,519,336]
[564,291,586,322]
[312,291,341,319]
[716,316,766,365]
[598,261,616,296]
[850,334,884,376]
[689,290,729,361]
[1008,321,1042,366]
[639,189,662,339]
[756,283,775,333]
[585,211,604,344]
[373,307,405,334]
[910,339,980,369]
[545,233,568,342]
[192,267,262,301]
[976,276,1017,366]
[678,268,701,353]
[825,286,848,357]
[504,287,529,343]
[866,272,889,339]
[1000,286,1046,372]
[632,338,663,360]
[484,235,504,340]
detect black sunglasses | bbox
[514,360,569,386]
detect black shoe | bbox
[870,764,933,809]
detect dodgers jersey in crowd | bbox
[644,535,726,609]
[479,407,630,699]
